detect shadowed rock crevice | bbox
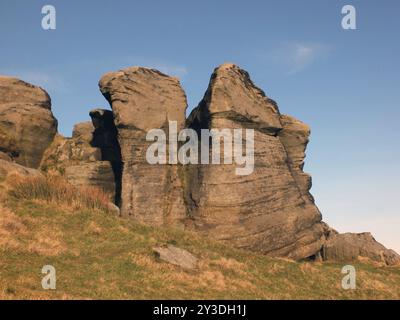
[89,109,123,206]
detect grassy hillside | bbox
[0,177,399,300]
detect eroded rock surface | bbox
[153,245,198,269]
[65,162,116,197]
[99,67,187,226]
[40,119,116,200]
[185,64,324,260]
[0,151,11,162]
[0,159,43,181]
[322,232,400,266]
[2,65,398,263]
[279,114,314,201]
[0,76,57,168]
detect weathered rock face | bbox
[0,151,11,162]
[40,120,116,201]
[96,63,397,262]
[185,64,324,260]
[89,109,122,205]
[322,232,400,266]
[0,159,43,203]
[72,121,95,142]
[1,65,398,263]
[64,162,116,197]
[153,245,198,270]
[0,76,58,168]
[40,130,101,175]
[99,67,187,226]
[279,115,314,202]
[0,159,43,181]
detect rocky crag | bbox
[184,64,324,259]
[0,64,398,266]
[0,76,57,168]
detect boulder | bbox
[0,76,57,168]
[0,159,43,203]
[99,67,187,226]
[40,133,101,175]
[65,162,115,197]
[185,64,324,260]
[322,232,400,266]
[107,202,121,216]
[153,245,198,269]
[0,159,43,181]
[40,122,116,200]
[72,121,95,143]
[321,221,339,239]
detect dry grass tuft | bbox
[85,221,103,236]
[0,204,27,250]
[8,175,111,213]
[27,225,66,257]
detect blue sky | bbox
[1,0,399,252]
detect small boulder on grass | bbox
[0,159,43,181]
[107,202,120,216]
[153,245,198,270]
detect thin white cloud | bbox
[270,42,330,74]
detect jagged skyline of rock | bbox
[1,64,398,265]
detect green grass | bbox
[0,196,399,300]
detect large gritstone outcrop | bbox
[97,63,398,262]
[0,76,58,168]
[99,67,187,226]
[1,67,398,263]
[185,64,325,260]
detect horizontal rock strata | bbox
[0,76,57,168]
[185,64,324,259]
[322,232,400,266]
[99,67,187,226]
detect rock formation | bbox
[279,114,314,202]
[89,109,122,205]
[185,64,324,259]
[322,232,400,266]
[153,245,198,270]
[0,159,43,181]
[0,158,43,203]
[0,68,398,265]
[99,67,187,226]
[0,76,57,168]
[40,112,118,201]
[0,151,12,162]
